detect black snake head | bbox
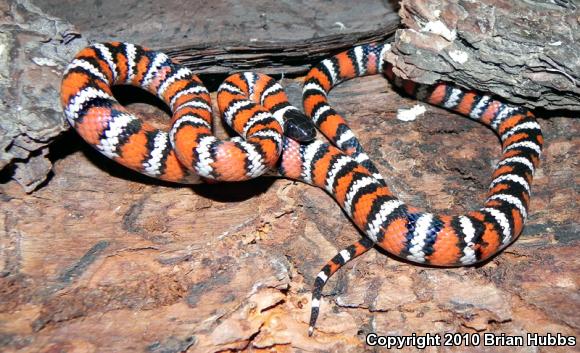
[283,108,317,143]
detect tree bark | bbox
[386,0,580,111]
[163,25,398,77]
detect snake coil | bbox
[61,41,542,335]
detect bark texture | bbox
[386,0,580,111]
[0,0,89,191]
[163,25,397,77]
[1,76,578,353]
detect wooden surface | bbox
[0,0,579,352]
[0,0,89,192]
[387,0,580,111]
[163,25,398,78]
[35,0,397,47]
[1,75,578,352]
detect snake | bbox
[60,41,543,336]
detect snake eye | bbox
[283,108,317,143]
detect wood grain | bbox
[1,75,577,352]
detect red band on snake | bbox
[60,41,543,336]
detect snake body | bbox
[61,42,543,335]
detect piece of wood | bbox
[386,0,580,111]
[0,0,89,192]
[163,25,398,77]
[35,0,399,49]
[0,75,578,353]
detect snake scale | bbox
[60,41,543,335]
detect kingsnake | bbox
[60,41,543,335]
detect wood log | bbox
[0,0,578,352]
[0,0,90,192]
[385,0,580,111]
[1,77,578,353]
[163,25,398,79]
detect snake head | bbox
[283,108,316,143]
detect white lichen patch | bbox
[421,20,457,41]
[0,33,11,80]
[32,57,58,67]
[397,104,427,122]
[449,50,469,64]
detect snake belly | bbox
[60,41,543,335]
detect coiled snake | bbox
[60,41,542,335]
